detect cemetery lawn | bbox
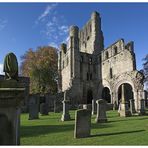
[21,110,148,145]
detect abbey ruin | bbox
[58,11,144,111]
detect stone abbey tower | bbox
[58,11,144,111]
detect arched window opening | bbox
[102,87,111,103]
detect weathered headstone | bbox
[40,103,49,115]
[61,90,71,121]
[119,84,131,117]
[95,99,107,123]
[54,100,62,113]
[0,53,25,145]
[92,99,97,115]
[139,99,145,115]
[74,109,91,138]
[28,94,39,120]
[129,99,136,115]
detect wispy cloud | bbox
[36,3,69,49]
[0,18,8,31]
[38,4,58,22]
[0,64,4,75]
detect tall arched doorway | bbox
[118,83,133,104]
[102,87,111,103]
[87,89,93,104]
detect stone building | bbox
[58,11,144,111]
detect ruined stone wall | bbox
[101,39,136,81]
[79,11,104,54]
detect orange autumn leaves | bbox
[21,46,58,94]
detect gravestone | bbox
[95,99,107,123]
[61,90,71,121]
[139,99,145,115]
[0,53,25,145]
[54,100,62,113]
[119,84,131,117]
[92,99,97,115]
[129,99,136,115]
[40,103,49,115]
[61,100,71,121]
[74,109,91,138]
[28,94,39,120]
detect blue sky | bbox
[0,3,148,74]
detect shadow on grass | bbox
[91,123,113,129]
[108,116,148,123]
[21,124,74,138]
[91,129,145,137]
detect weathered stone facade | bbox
[58,11,144,111]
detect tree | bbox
[21,46,58,94]
[142,54,148,90]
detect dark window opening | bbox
[114,46,118,55]
[89,57,92,64]
[110,68,113,79]
[99,55,102,63]
[106,51,109,59]
[80,56,83,62]
[102,87,111,103]
[87,89,93,104]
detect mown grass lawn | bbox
[20,110,148,145]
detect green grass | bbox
[20,110,148,145]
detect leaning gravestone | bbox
[74,109,91,138]
[95,99,107,123]
[0,52,25,145]
[28,94,40,120]
[40,103,49,115]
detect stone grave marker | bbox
[28,94,39,120]
[40,103,49,115]
[74,109,91,138]
[139,99,145,115]
[92,99,97,115]
[95,99,107,123]
[61,91,71,121]
[119,84,131,117]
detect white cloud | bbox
[0,18,8,31]
[0,64,4,75]
[36,4,69,49]
[49,42,58,49]
[38,4,58,22]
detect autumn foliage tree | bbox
[21,46,58,94]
